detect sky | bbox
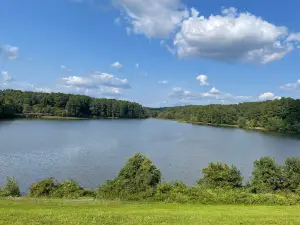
[0,0,300,107]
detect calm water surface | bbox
[1,119,300,192]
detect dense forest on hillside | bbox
[2,89,300,134]
[0,89,147,119]
[156,98,300,133]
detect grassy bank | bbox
[0,198,299,225]
[175,119,269,132]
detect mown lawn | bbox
[0,198,299,225]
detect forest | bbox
[2,89,300,134]
[156,98,300,133]
[0,89,147,119]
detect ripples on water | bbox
[1,119,300,192]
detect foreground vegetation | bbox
[3,154,300,205]
[155,97,300,133]
[0,89,147,119]
[1,198,300,225]
[2,154,300,223]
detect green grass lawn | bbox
[0,198,299,225]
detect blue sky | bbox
[1,0,300,107]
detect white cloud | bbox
[196,74,209,86]
[1,45,19,60]
[2,71,14,84]
[62,72,130,89]
[100,87,122,96]
[158,80,168,84]
[111,62,123,70]
[169,87,193,99]
[287,33,300,42]
[258,92,281,101]
[174,7,293,63]
[118,0,189,38]
[169,86,252,103]
[280,79,300,90]
[135,63,139,69]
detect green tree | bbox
[1,177,20,197]
[250,157,283,193]
[29,177,60,197]
[198,162,243,188]
[98,153,161,199]
[283,158,300,192]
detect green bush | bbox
[250,157,283,193]
[0,177,20,197]
[98,153,161,200]
[52,180,84,199]
[283,158,300,192]
[29,177,60,197]
[198,162,243,188]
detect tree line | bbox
[3,153,300,205]
[0,89,147,119]
[155,98,300,133]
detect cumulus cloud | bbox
[169,86,252,103]
[2,71,15,84]
[1,45,19,60]
[118,0,189,38]
[287,33,300,42]
[100,87,122,96]
[169,87,194,99]
[174,7,293,64]
[111,62,123,70]
[158,80,168,84]
[62,72,130,90]
[258,92,281,101]
[280,79,300,90]
[196,74,209,86]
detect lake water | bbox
[1,119,300,192]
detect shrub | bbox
[29,177,59,197]
[155,181,189,202]
[198,162,243,189]
[283,158,300,192]
[250,157,283,193]
[1,177,20,197]
[52,180,84,199]
[98,153,161,199]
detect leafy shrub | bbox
[0,177,20,197]
[52,180,83,199]
[29,177,59,197]
[198,162,243,188]
[250,157,283,193]
[98,153,161,199]
[155,181,189,203]
[283,158,300,192]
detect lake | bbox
[1,119,300,192]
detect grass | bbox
[0,198,300,224]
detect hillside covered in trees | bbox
[156,98,300,133]
[0,89,147,119]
